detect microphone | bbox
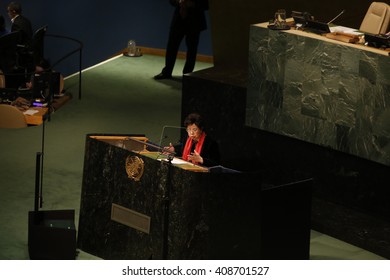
[327,9,345,25]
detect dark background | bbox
[0,0,378,75]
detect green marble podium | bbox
[246,22,390,166]
[77,134,312,259]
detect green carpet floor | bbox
[0,54,385,260]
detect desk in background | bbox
[246,22,390,166]
[22,94,72,126]
[24,107,48,125]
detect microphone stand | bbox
[161,151,174,260]
[34,73,54,218]
[327,9,345,25]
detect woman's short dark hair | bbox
[184,113,205,131]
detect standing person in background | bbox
[5,2,33,88]
[154,0,209,80]
[7,1,32,46]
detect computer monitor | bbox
[0,87,18,103]
[32,71,60,99]
[304,19,331,34]
[364,33,390,48]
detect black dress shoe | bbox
[154,73,172,80]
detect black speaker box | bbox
[28,209,77,260]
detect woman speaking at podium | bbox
[167,113,220,167]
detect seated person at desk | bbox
[24,58,63,98]
[167,113,220,167]
[24,58,50,90]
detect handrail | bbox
[0,32,84,100]
[46,34,83,99]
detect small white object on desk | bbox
[23,109,39,115]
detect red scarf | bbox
[182,132,206,163]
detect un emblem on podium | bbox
[125,155,144,181]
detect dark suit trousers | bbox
[162,25,201,75]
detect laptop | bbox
[32,71,61,99]
[304,19,331,34]
[0,87,18,103]
[364,33,390,48]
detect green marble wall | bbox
[246,25,390,166]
